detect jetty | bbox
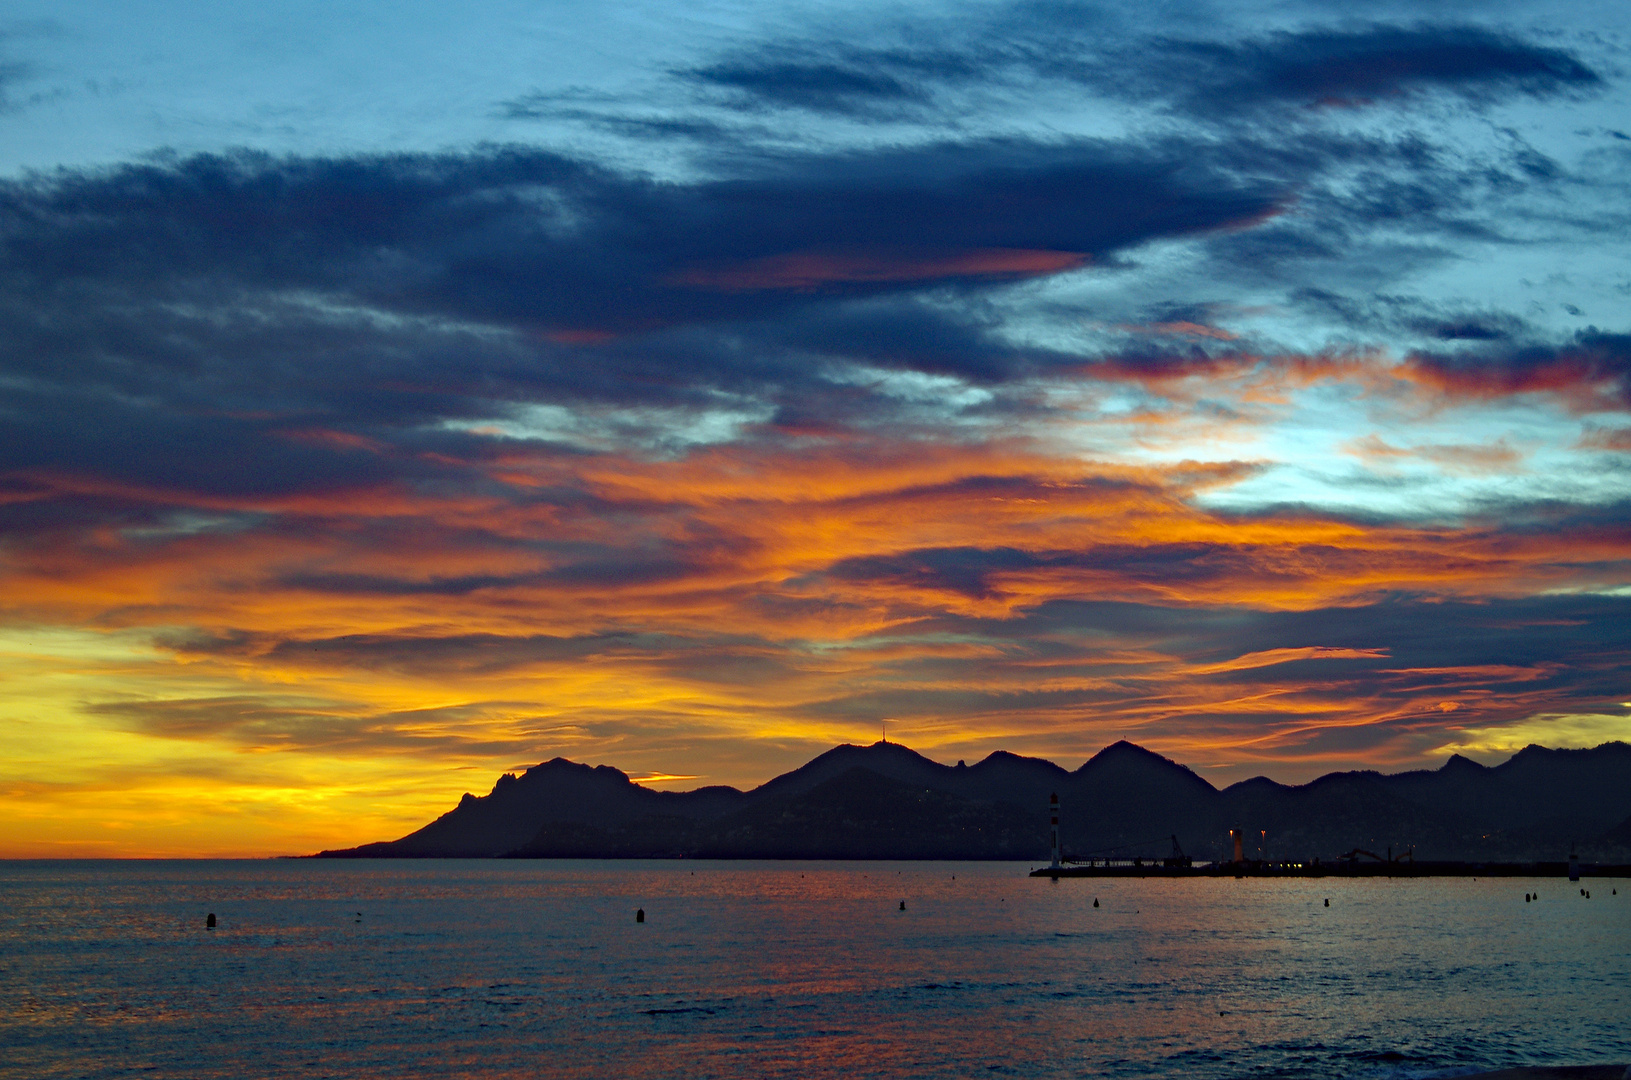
[1030,859,1631,878]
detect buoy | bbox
[636,908,644,923]
[1324,898,1329,907]
[1093,898,1099,908]
[205,913,216,929]
[899,901,906,911]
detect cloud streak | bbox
[678,19,1600,119]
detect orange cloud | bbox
[277,428,391,455]
[1119,320,1241,340]
[1578,426,1631,451]
[1345,434,1525,471]
[1395,341,1631,413]
[1188,646,1390,674]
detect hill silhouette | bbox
[313,739,1631,862]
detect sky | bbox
[2,0,1630,856]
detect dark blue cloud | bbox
[1406,329,1631,404]
[0,141,1279,332]
[676,18,1598,119]
[945,590,1631,672]
[1158,25,1600,113]
[0,139,1286,508]
[824,538,1436,602]
[914,590,1631,725]
[686,51,935,115]
[1291,288,1532,343]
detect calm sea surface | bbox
[1,860,1626,1079]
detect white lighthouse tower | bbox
[1049,792,1062,869]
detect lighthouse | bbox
[1049,792,1061,869]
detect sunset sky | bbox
[3,0,1629,856]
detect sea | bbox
[1,860,1626,1080]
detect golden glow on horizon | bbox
[1431,712,1631,762]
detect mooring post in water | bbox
[1049,792,1061,870]
[206,913,216,928]
[636,908,644,923]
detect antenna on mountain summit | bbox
[881,719,888,744]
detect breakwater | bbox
[1031,861,1631,878]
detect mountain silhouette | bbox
[313,739,1631,862]
[332,758,746,857]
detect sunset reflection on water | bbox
[1,860,1626,1079]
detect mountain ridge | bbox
[313,739,1631,862]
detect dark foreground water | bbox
[1,861,1626,1080]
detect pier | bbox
[1031,859,1631,879]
